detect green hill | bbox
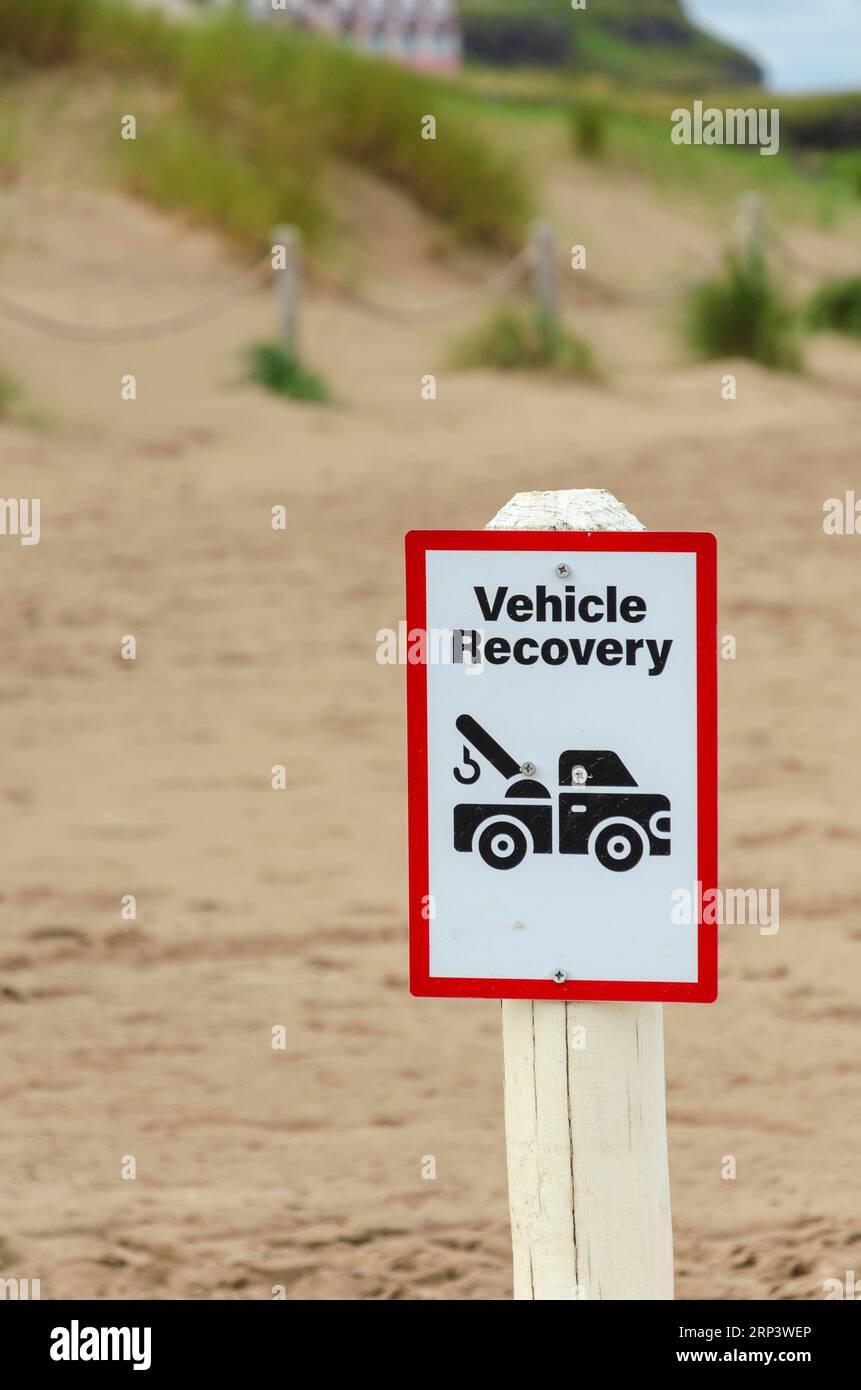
[460,0,763,89]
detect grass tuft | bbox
[451,302,599,377]
[0,0,95,64]
[0,365,23,417]
[0,363,49,426]
[684,250,803,371]
[569,99,607,161]
[808,275,861,339]
[123,109,327,250]
[242,342,331,405]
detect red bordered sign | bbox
[405,530,717,1003]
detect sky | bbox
[683,0,861,92]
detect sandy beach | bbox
[1,82,860,1298]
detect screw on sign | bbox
[404,490,718,1300]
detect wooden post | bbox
[530,219,559,361]
[272,224,302,361]
[488,488,674,1301]
[737,192,765,274]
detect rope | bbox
[305,243,533,323]
[577,243,727,305]
[0,243,531,340]
[1,217,838,344]
[0,253,272,343]
[766,221,849,281]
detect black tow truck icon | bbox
[452,714,671,872]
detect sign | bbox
[405,530,717,1002]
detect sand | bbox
[1,97,860,1300]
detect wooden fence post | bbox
[530,219,559,360]
[272,223,302,361]
[487,488,674,1301]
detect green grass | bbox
[0,0,96,63]
[122,108,328,250]
[0,363,48,425]
[0,0,529,252]
[778,91,861,151]
[451,302,599,377]
[317,43,529,248]
[589,96,859,226]
[574,29,759,92]
[0,365,23,417]
[459,0,761,88]
[242,341,331,405]
[808,275,861,339]
[683,250,803,372]
[568,99,607,161]
[446,75,860,230]
[820,151,861,198]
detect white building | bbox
[243,0,462,73]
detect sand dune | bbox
[1,106,860,1299]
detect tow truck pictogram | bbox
[452,714,671,872]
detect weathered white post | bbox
[530,219,559,361]
[272,223,302,361]
[487,489,674,1301]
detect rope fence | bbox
[0,193,852,350]
[575,243,727,305]
[305,243,533,323]
[0,254,272,343]
[764,219,847,280]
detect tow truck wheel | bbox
[477,820,528,870]
[593,822,644,872]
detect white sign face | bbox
[405,531,717,1003]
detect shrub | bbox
[242,342,330,405]
[0,363,46,425]
[684,251,803,371]
[452,302,598,377]
[0,364,23,417]
[808,275,861,339]
[123,109,327,249]
[0,0,95,64]
[569,99,607,161]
